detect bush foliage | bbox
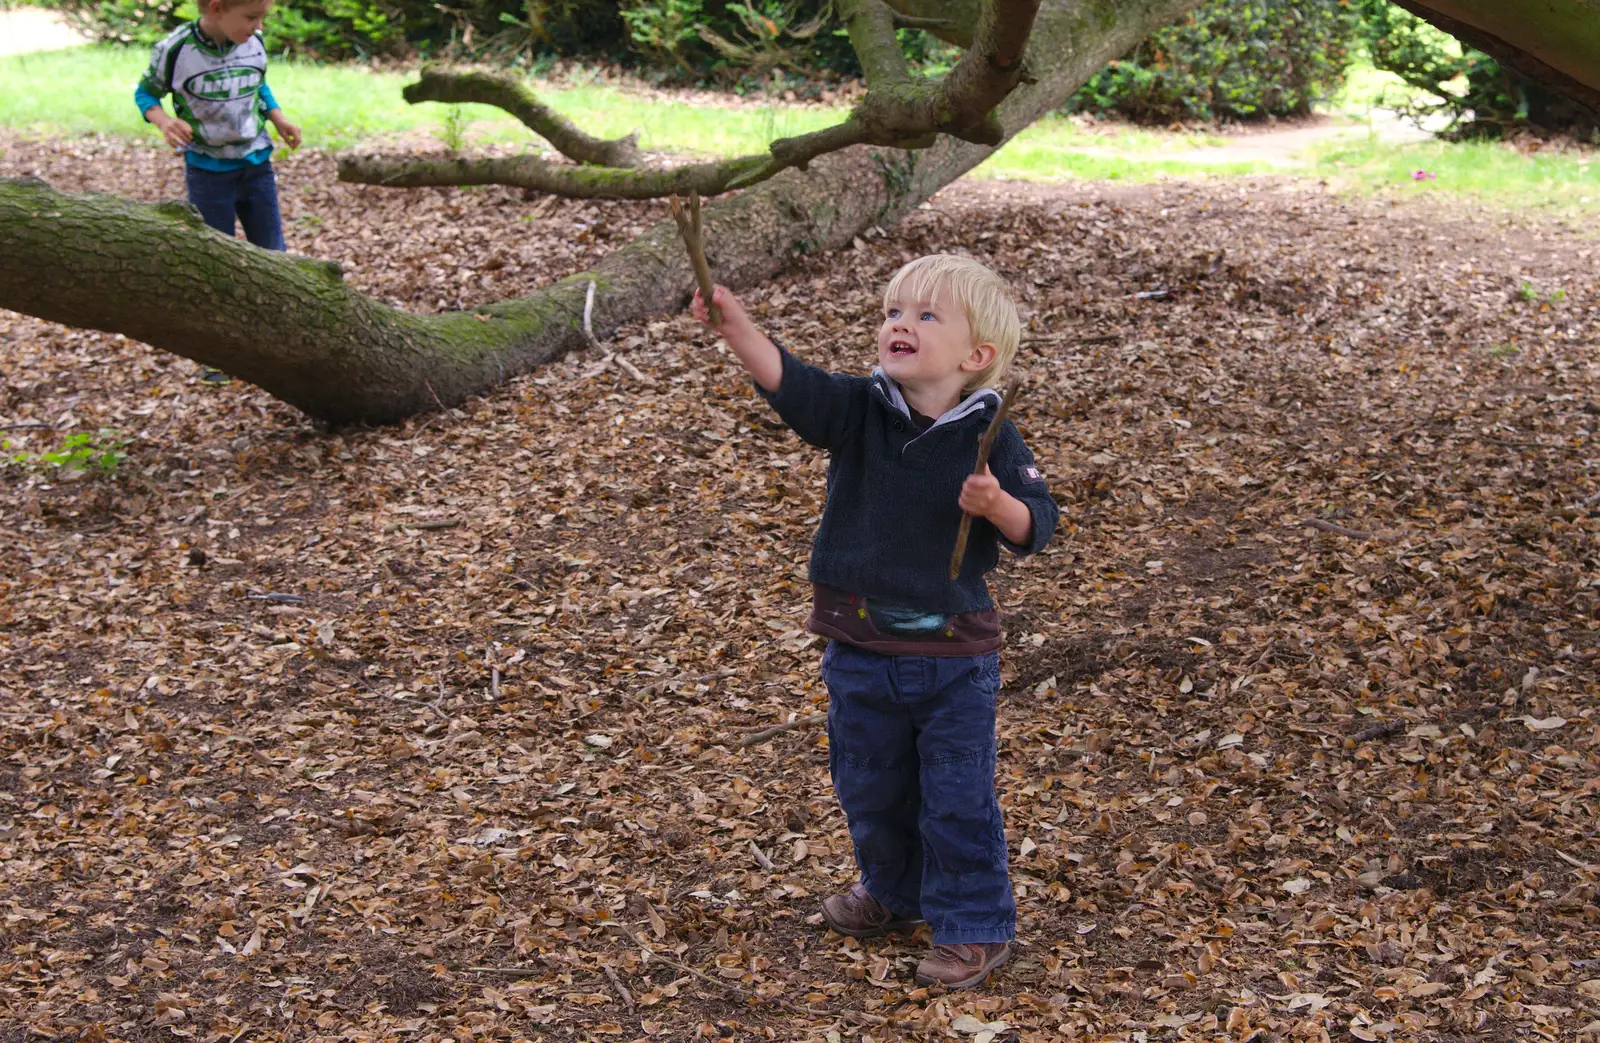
[41,0,862,73]
[1358,0,1595,138]
[1065,0,1360,123]
[61,0,1585,140]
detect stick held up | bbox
[670,191,721,326]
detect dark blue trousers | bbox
[184,160,285,251]
[821,640,1015,945]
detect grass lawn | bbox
[0,44,845,152]
[2,45,1596,215]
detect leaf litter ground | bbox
[2,133,1599,1043]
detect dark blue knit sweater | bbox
[759,346,1059,616]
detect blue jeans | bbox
[184,161,285,251]
[821,641,1014,945]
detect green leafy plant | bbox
[695,0,829,82]
[1358,0,1595,138]
[6,429,129,477]
[618,0,703,74]
[439,103,469,152]
[1065,0,1360,123]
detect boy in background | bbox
[136,0,300,254]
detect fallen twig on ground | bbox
[734,714,825,747]
[1349,719,1406,744]
[1297,518,1394,541]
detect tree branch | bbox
[838,0,912,86]
[670,191,720,325]
[935,0,1043,143]
[404,67,642,167]
[337,150,773,200]
[347,0,1045,198]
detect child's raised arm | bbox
[691,285,782,393]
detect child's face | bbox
[205,0,272,43]
[876,286,993,394]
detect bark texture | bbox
[5,0,1202,424]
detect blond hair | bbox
[883,254,1020,391]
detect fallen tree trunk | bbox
[1,0,1200,424]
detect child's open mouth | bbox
[889,340,917,356]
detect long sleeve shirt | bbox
[135,21,278,170]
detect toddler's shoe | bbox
[820,883,922,939]
[915,941,1012,989]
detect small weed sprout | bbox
[440,105,469,154]
[6,429,129,478]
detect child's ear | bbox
[962,341,998,373]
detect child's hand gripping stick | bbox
[949,379,1021,580]
[670,190,721,327]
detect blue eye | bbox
[920,311,937,322]
[887,308,901,318]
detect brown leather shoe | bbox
[820,883,922,939]
[914,941,1012,989]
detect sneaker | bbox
[820,883,922,939]
[198,367,231,384]
[914,941,1012,989]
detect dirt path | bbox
[0,6,87,57]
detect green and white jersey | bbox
[138,22,273,161]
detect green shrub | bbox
[1358,0,1594,138]
[5,429,129,478]
[1066,0,1360,123]
[38,0,864,77]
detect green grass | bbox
[0,43,845,153]
[1308,136,1600,213]
[2,43,1596,215]
[977,114,1267,182]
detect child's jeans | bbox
[821,640,1015,945]
[185,161,285,251]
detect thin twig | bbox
[0,421,52,431]
[949,379,1022,580]
[733,714,825,748]
[582,279,601,351]
[615,355,654,385]
[749,840,776,873]
[602,964,635,1012]
[1134,853,1174,895]
[422,378,448,413]
[246,592,306,604]
[1297,518,1393,541]
[1349,719,1406,744]
[468,965,542,978]
[670,191,720,325]
[382,518,462,533]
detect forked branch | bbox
[404,66,641,167]
[670,191,720,325]
[341,0,1044,199]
